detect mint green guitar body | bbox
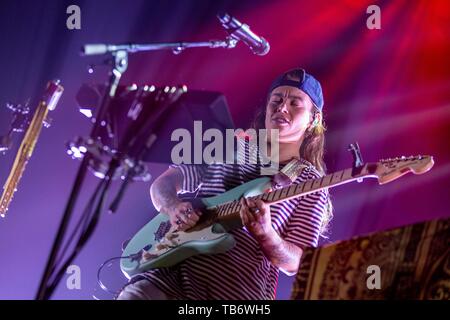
[120,177,271,279]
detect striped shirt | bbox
[136,139,329,300]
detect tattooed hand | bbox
[239,197,274,240]
[161,201,202,232]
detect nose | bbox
[275,101,288,113]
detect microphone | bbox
[217,13,270,56]
[82,44,109,56]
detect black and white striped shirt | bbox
[136,140,329,300]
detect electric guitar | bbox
[120,155,434,279]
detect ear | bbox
[310,112,322,128]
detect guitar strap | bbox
[271,158,309,190]
[235,131,309,189]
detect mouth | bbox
[271,115,290,125]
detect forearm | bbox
[150,169,182,211]
[256,229,303,274]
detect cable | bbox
[47,175,111,293]
[53,178,107,271]
[96,255,136,298]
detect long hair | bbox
[251,71,333,236]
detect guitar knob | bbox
[155,243,167,251]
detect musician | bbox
[117,68,332,300]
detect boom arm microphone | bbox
[217,13,270,56]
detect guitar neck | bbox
[263,163,378,204]
[215,163,378,221]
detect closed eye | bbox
[270,100,283,106]
[291,98,304,106]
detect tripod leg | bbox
[35,156,90,300]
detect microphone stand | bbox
[82,38,237,56]
[107,137,155,214]
[35,34,241,300]
[35,50,128,300]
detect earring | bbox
[312,118,319,127]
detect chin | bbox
[272,124,290,133]
[267,122,289,130]
[265,126,289,140]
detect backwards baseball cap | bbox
[268,68,324,111]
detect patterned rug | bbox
[291,217,449,300]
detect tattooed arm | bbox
[257,229,304,275]
[239,197,303,275]
[150,167,203,231]
[150,167,183,211]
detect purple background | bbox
[0,0,449,299]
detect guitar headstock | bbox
[375,155,434,185]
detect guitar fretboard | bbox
[214,163,378,219]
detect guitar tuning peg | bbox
[347,142,364,168]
